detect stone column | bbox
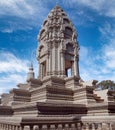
[40,64,42,79]
[64,124,69,130]
[74,56,79,77]
[50,49,52,75]
[8,125,11,130]
[2,124,4,130]
[39,63,42,79]
[85,123,89,130]
[33,126,39,130]
[51,124,56,130]
[98,123,102,130]
[71,61,74,76]
[39,61,42,79]
[48,52,51,75]
[2,124,3,129]
[106,123,110,130]
[92,123,95,130]
[60,51,63,76]
[46,55,49,76]
[3,124,5,130]
[71,123,76,130]
[57,124,63,130]
[60,51,65,76]
[74,56,77,76]
[55,46,58,75]
[77,123,82,130]
[38,61,40,78]
[109,123,112,130]
[52,46,55,75]
[57,48,60,76]
[12,125,15,130]
[6,125,8,130]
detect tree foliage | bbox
[96,80,115,90]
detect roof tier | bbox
[38,5,77,43]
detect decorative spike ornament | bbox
[26,62,35,82]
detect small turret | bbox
[26,62,35,82]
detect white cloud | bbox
[0,0,115,33]
[67,0,115,18]
[79,22,115,82]
[103,39,115,69]
[1,28,13,33]
[0,0,34,18]
[80,46,93,65]
[0,74,26,94]
[0,0,49,32]
[0,51,28,94]
[0,51,29,73]
[79,46,99,80]
[0,0,49,19]
[99,22,115,69]
[99,22,115,40]
[79,46,111,81]
[0,51,38,94]
[0,74,26,84]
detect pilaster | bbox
[60,50,65,76]
[74,55,79,77]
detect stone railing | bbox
[80,115,115,130]
[0,116,115,130]
[0,122,82,130]
[0,122,114,130]
[81,122,114,130]
[0,124,21,130]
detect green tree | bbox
[96,80,115,90]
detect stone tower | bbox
[37,5,80,79]
[0,5,115,130]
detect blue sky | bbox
[0,0,115,94]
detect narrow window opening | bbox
[65,60,72,77]
[66,68,72,77]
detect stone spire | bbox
[26,62,35,82]
[37,5,80,79]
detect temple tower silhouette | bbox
[37,5,80,79]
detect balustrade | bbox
[0,122,114,130]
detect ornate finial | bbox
[26,51,36,82]
[55,1,59,7]
[56,1,58,5]
[29,62,33,71]
[31,50,36,65]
